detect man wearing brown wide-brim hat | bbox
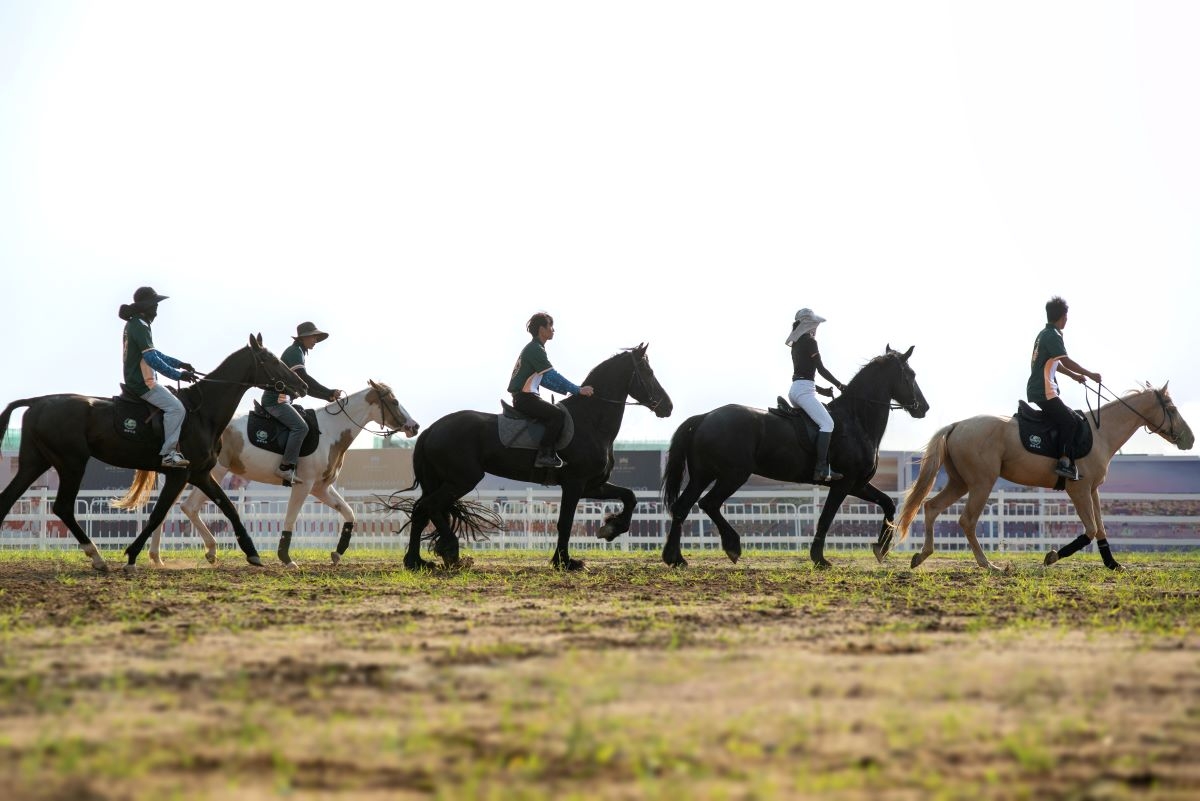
[261,322,343,484]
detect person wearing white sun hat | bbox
[785,308,847,483]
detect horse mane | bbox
[842,352,898,392]
[580,349,637,387]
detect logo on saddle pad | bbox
[1027,434,1042,449]
[255,430,269,443]
[123,418,138,432]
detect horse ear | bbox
[368,379,379,390]
[1162,380,1170,394]
[885,343,894,354]
[249,334,259,350]
[902,345,914,361]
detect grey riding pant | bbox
[141,384,186,454]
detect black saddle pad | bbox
[768,396,818,451]
[1014,401,1094,460]
[246,403,322,458]
[112,388,164,444]
[498,400,573,451]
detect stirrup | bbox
[161,451,190,469]
[534,450,563,469]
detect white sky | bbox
[2,1,1197,457]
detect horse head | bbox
[249,333,309,398]
[625,344,673,418]
[367,379,420,437]
[1142,383,1194,450]
[581,344,673,418]
[883,344,929,418]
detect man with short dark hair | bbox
[507,312,593,468]
[1026,296,1102,480]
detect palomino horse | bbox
[661,346,929,569]
[393,345,672,571]
[890,384,1194,571]
[0,335,308,569]
[139,380,419,568]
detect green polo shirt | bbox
[1026,323,1068,402]
[122,317,156,396]
[507,338,552,393]
[262,342,306,407]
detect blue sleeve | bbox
[142,349,183,380]
[541,369,582,396]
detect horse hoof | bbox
[669,558,689,569]
[567,558,587,572]
[284,561,300,571]
[1109,562,1125,573]
[597,523,620,542]
[123,562,138,574]
[247,555,264,567]
[330,551,341,566]
[724,550,740,564]
[1043,550,1060,567]
[872,542,890,563]
[812,558,833,570]
[205,550,217,565]
[149,553,163,568]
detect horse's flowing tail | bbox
[0,399,34,438]
[380,434,502,542]
[893,423,955,543]
[112,469,157,510]
[662,413,706,508]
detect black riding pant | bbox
[511,392,565,449]
[1033,396,1076,459]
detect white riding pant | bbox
[788,380,834,433]
[141,384,186,454]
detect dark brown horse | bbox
[394,345,673,571]
[0,335,307,569]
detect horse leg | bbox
[664,474,710,568]
[910,477,967,569]
[45,466,110,572]
[958,487,1003,572]
[124,471,188,568]
[698,474,750,564]
[847,482,897,562]
[583,482,636,542]
[403,499,437,571]
[178,487,219,564]
[275,480,310,568]
[0,454,102,565]
[189,473,263,566]
[1045,482,1106,568]
[551,486,585,571]
[1090,486,1121,571]
[311,484,356,565]
[810,486,850,569]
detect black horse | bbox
[0,335,307,570]
[661,345,929,569]
[396,345,672,571]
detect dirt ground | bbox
[0,549,1197,800]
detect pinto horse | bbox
[138,380,420,568]
[394,345,672,571]
[661,346,929,568]
[0,335,307,570]
[890,383,1194,571]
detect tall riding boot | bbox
[813,432,843,482]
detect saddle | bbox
[1014,400,1094,462]
[768,397,819,453]
[111,385,166,445]
[497,400,574,451]
[246,402,322,458]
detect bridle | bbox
[176,348,303,411]
[840,359,923,413]
[323,391,409,438]
[594,352,667,412]
[1097,384,1184,444]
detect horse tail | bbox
[0,399,35,438]
[112,470,158,510]
[662,413,706,508]
[893,423,954,543]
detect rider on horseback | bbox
[119,287,198,469]
[264,322,343,484]
[507,312,593,468]
[786,308,847,483]
[1027,296,1102,481]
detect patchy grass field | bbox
[0,548,1197,800]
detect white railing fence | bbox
[2,488,1197,555]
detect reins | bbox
[1089,382,1180,442]
[323,394,406,438]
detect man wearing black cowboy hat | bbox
[262,322,343,484]
[118,286,199,468]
